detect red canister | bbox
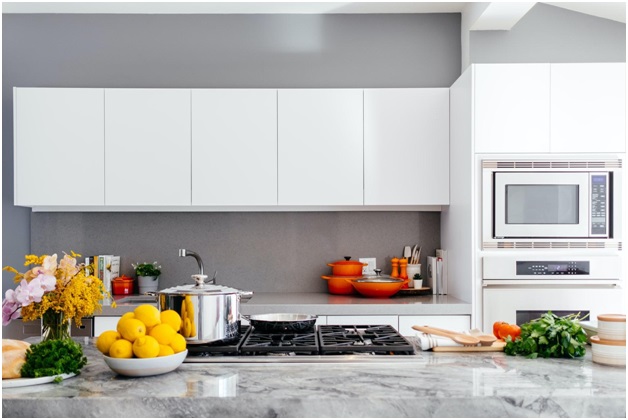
[112,275,134,295]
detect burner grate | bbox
[186,325,252,356]
[240,329,319,355]
[318,325,415,355]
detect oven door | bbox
[493,172,589,238]
[482,285,623,333]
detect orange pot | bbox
[327,257,367,277]
[112,276,134,295]
[321,275,360,295]
[349,278,405,298]
[348,269,406,298]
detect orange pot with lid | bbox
[348,269,406,298]
[112,275,134,295]
[327,257,367,277]
[321,275,359,295]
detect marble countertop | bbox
[100,292,471,316]
[3,337,625,418]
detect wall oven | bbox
[482,158,623,249]
[482,255,623,332]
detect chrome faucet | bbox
[178,249,204,276]
[178,249,217,285]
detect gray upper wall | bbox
[470,3,626,63]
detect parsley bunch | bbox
[504,311,588,359]
[21,339,87,379]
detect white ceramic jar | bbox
[597,314,626,341]
[590,335,626,367]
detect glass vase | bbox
[41,310,71,341]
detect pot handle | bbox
[239,290,254,302]
[143,291,157,296]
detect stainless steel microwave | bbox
[481,159,623,248]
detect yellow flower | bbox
[24,254,45,266]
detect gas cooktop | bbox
[184,325,416,363]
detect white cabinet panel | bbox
[551,63,626,153]
[94,316,120,337]
[398,315,470,336]
[474,64,551,153]
[14,88,105,206]
[192,90,278,205]
[326,315,398,330]
[278,89,363,205]
[364,89,449,205]
[105,89,191,205]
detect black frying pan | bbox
[244,313,317,333]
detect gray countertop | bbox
[2,337,625,418]
[100,292,471,316]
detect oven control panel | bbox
[516,261,590,276]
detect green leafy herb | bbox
[20,339,87,379]
[133,262,162,277]
[504,311,589,359]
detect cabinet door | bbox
[474,64,551,153]
[14,88,105,206]
[105,89,191,205]
[278,89,363,205]
[364,89,449,205]
[550,63,626,153]
[192,90,277,205]
[398,315,470,336]
[94,317,120,337]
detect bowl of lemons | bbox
[97,304,188,377]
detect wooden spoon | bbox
[425,326,497,346]
[412,325,480,346]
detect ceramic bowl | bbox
[103,350,188,377]
[590,336,625,367]
[597,314,626,341]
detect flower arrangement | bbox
[132,261,162,277]
[2,251,113,339]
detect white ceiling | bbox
[2,1,626,24]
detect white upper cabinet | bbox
[474,64,551,153]
[550,63,626,153]
[191,90,277,206]
[364,89,449,205]
[104,89,191,206]
[14,88,105,206]
[278,89,363,206]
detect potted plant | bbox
[132,261,162,294]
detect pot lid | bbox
[328,256,367,266]
[156,275,245,296]
[356,269,403,283]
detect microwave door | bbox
[493,172,590,238]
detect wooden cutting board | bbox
[432,340,506,352]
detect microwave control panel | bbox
[516,261,590,276]
[590,174,608,236]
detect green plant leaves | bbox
[504,311,588,359]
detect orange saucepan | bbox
[321,275,360,295]
[327,257,367,277]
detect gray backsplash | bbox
[30,211,440,293]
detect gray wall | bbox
[2,13,460,298]
[470,3,626,63]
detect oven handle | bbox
[482,279,620,287]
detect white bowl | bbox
[103,350,188,377]
[590,336,625,367]
[597,314,626,341]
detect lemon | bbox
[132,335,160,358]
[149,323,177,345]
[117,318,146,342]
[160,310,182,332]
[169,333,187,353]
[158,344,175,357]
[109,339,133,358]
[134,304,161,329]
[120,312,135,321]
[96,330,121,355]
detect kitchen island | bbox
[3,337,625,418]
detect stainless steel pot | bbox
[147,274,253,344]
